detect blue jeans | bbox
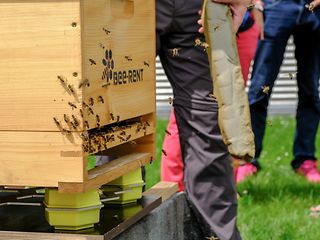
[248,0,320,168]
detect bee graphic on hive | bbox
[101,49,115,83]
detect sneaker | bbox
[235,163,258,183]
[295,160,320,183]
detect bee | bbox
[72,115,79,126]
[209,93,216,100]
[81,132,89,141]
[201,42,210,52]
[170,48,181,57]
[142,123,147,131]
[102,27,111,35]
[267,120,273,127]
[78,79,90,89]
[96,115,100,123]
[88,98,94,106]
[102,82,110,88]
[70,121,77,129]
[125,135,132,141]
[288,72,297,80]
[305,3,315,11]
[84,121,90,129]
[98,96,104,103]
[89,59,96,65]
[165,130,171,136]
[93,138,99,145]
[67,84,75,94]
[64,114,70,123]
[194,38,202,47]
[162,149,167,157]
[97,144,102,152]
[120,131,126,136]
[102,68,108,80]
[107,135,115,142]
[144,61,150,67]
[125,56,133,61]
[213,25,220,31]
[117,135,125,141]
[57,75,66,85]
[62,129,71,135]
[53,117,60,127]
[99,43,106,49]
[79,109,83,118]
[116,116,120,122]
[247,3,254,10]
[68,102,77,109]
[87,107,94,115]
[261,85,270,95]
[205,236,219,240]
[89,146,95,153]
[82,102,89,108]
[110,113,115,121]
[129,141,137,145]
[145,121,150,127]
[168,97,173,105]
[136,123,142,133]
[82,144,89,152]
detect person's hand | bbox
[252,8,264,40]
[198,0,250,33]
[307,0,320,11]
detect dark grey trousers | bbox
[156,0,241,239]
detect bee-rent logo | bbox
[102,49,144,86]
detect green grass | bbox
[238,116,320,240]
[146,116,320,239]
[145,118,168,189]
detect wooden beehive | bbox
[0,0,156,192]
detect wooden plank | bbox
[59,152,152,193]
[0,0,83,131]
[81,0,156,129]
[0,131,84,187]
[143,182,178,202]
[103,196,161,240]
[0,231,102,240]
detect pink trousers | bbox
[161,23,260,191]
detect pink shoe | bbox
[235,163,258,183]
[295,160,320,183]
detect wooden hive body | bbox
[0,0,156,191]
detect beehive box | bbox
[0,0,156,192]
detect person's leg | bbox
[161,109,184,191]
[237,0,298,183]
[174,105,241,240]
[236,23,260,83]
[290,24,320,181]
[156,0,185,191]
[249,30,292,162]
